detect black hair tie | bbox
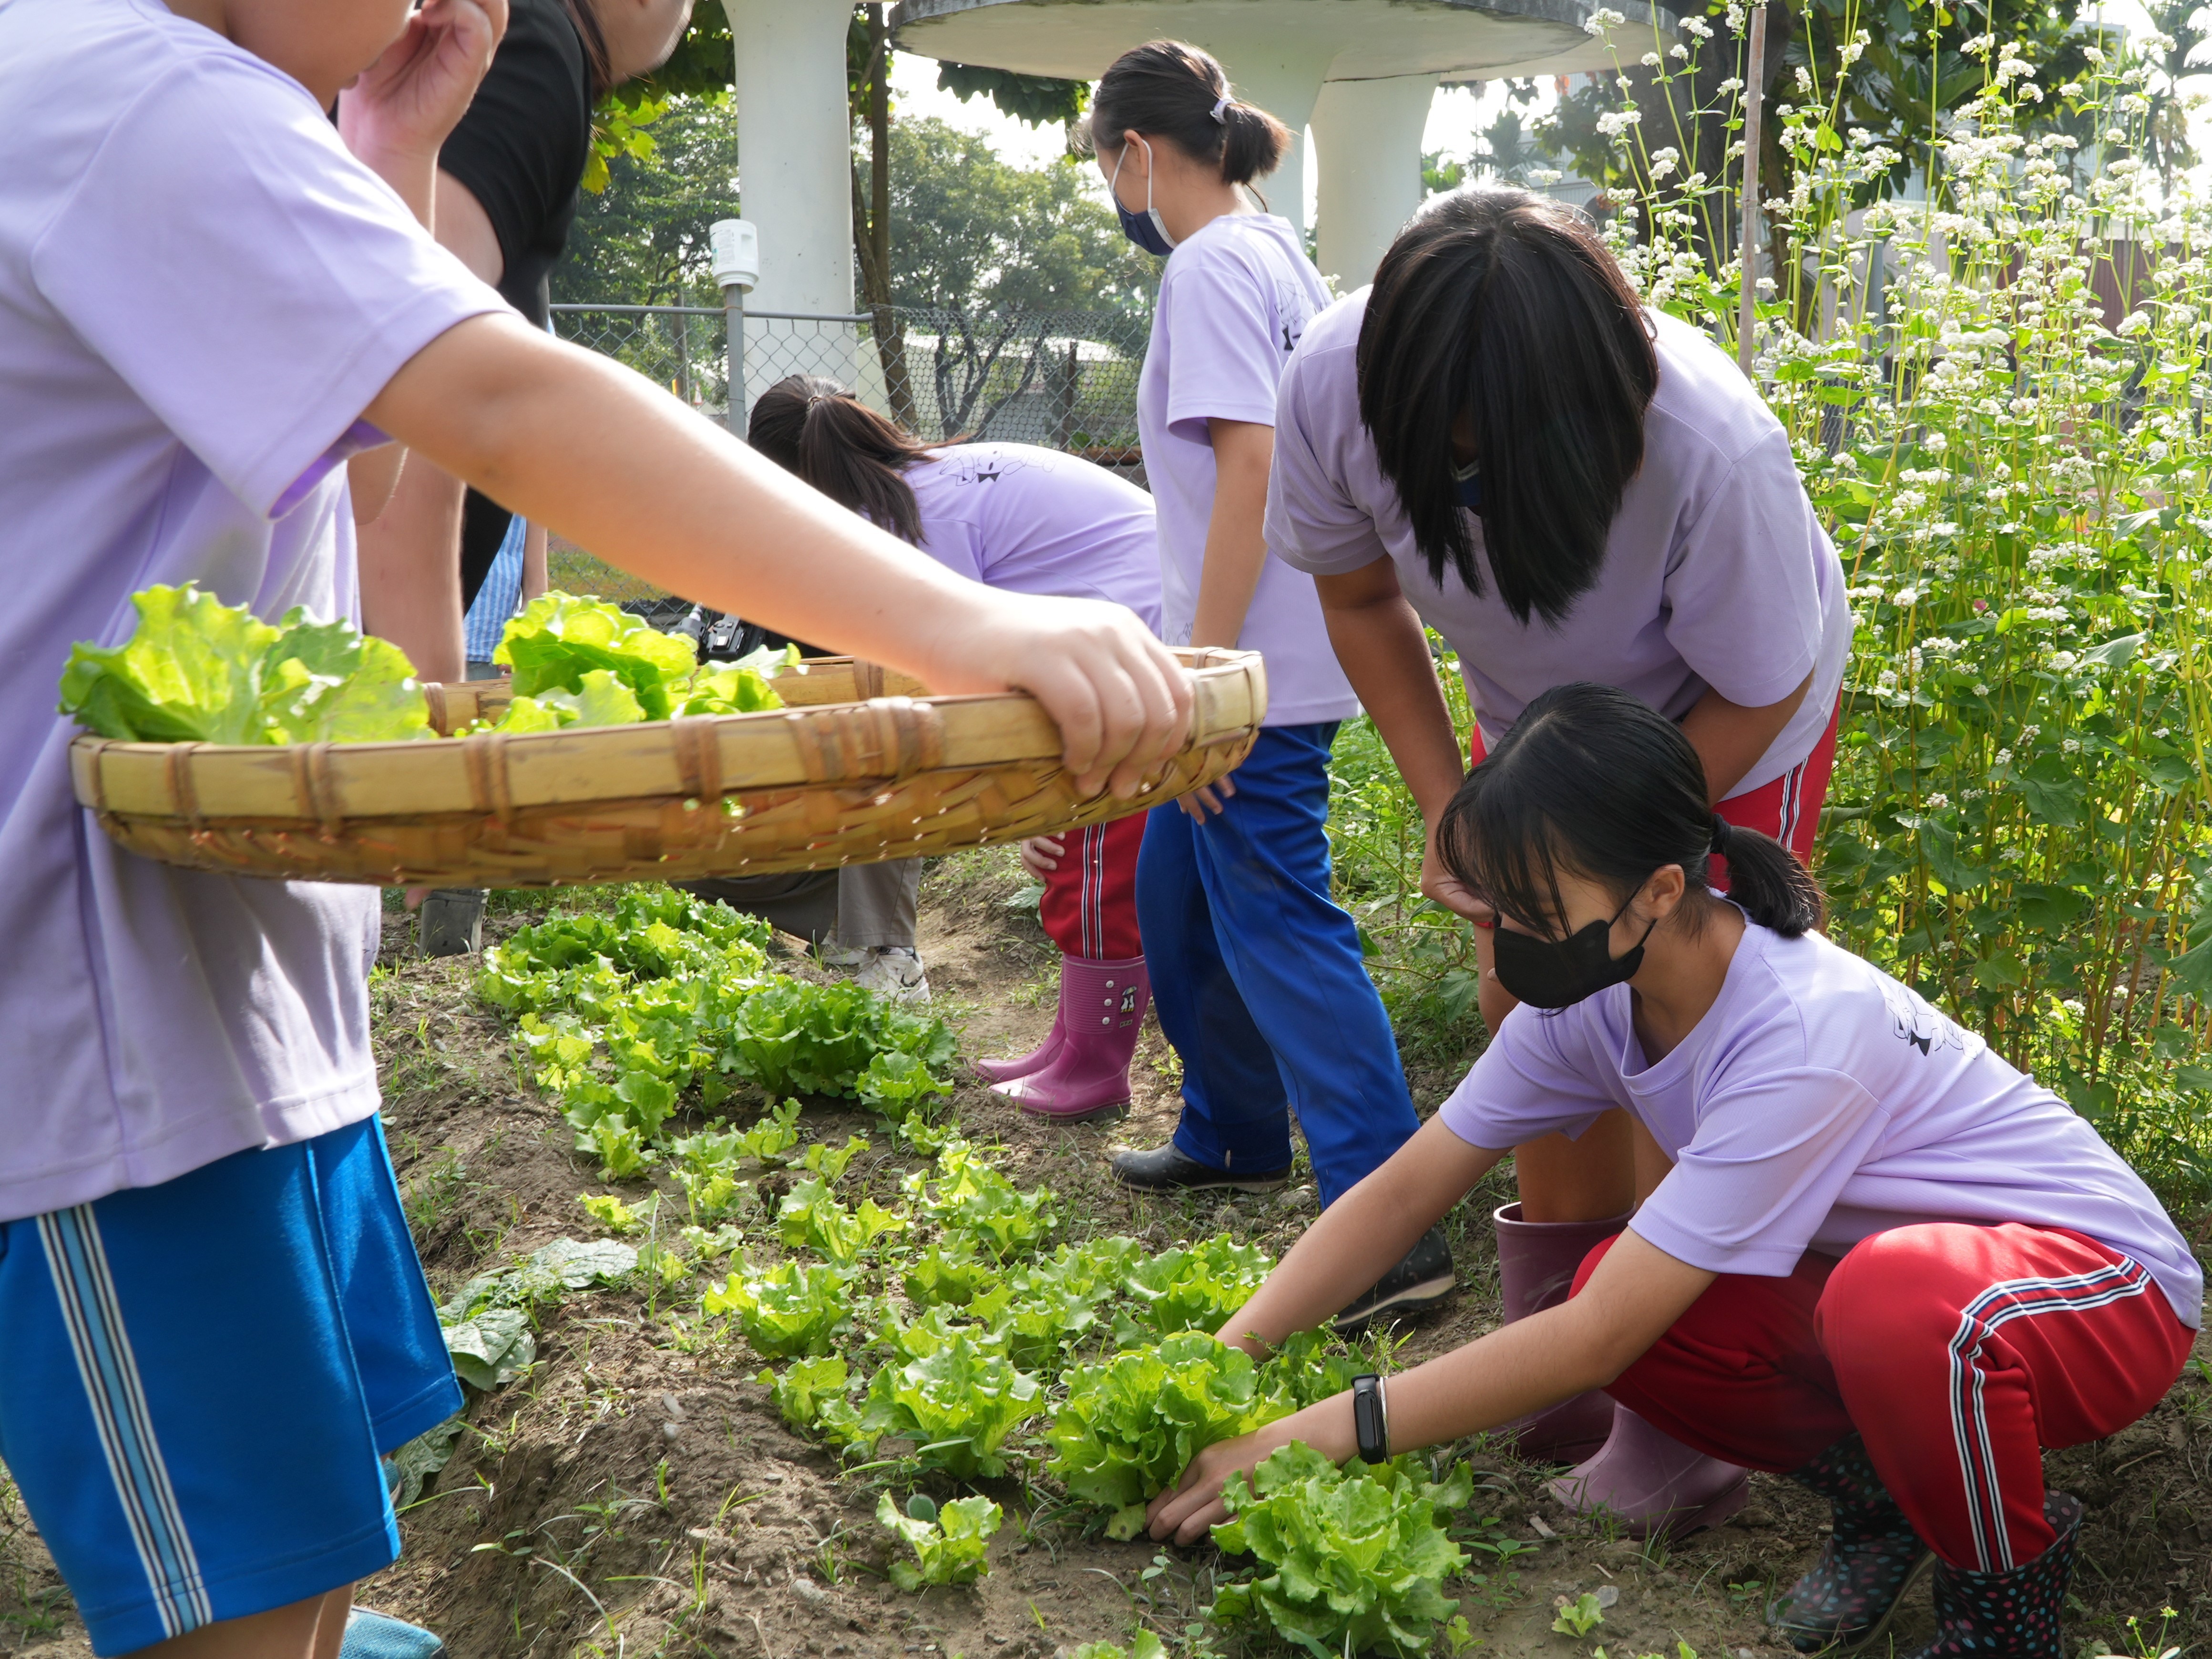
[1710,814,1734,857]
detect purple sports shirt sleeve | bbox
[1160,245,1290,440]
[1659,429,1830,710]
[31,58,500,519]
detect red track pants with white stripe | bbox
[1572,1223,2193,1570]
[1036,814,1145,961]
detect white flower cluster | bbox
[1582,6,1625,36]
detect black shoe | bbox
[1335,1226,1456,1334]
[1110,1143,1292,1194]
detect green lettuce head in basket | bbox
[59,583,431,746]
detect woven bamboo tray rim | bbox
[69,649,1266,873]
[420,655,929,734]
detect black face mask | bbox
[1491,892,1656,1010]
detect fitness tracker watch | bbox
[1350,1372,1390,1464]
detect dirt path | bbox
[4,856,2210,1659]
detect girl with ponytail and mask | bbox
[1087,41,1441,1329]
[1266,185,1852,1525]
[1143,684,2198,1659]
[734,376,1163,1110]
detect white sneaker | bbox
[817,936,866,969]
[853,946,931,1002]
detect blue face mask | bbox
[1109,139,1176,257]
[1452,460,1483,511]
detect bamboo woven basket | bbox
[70,649,1267,889]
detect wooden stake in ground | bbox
[1739,1,1769,378]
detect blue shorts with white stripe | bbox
[0,1115,459,1655]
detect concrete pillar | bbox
[1188,34,1335,234]
[722,0,856,410]
[1312,74,1440,292]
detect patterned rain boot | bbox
[1766,1434,1934,1652]
[994,956,1147,1123]
[1906,1492,2082,1659]
[1547,1404,1749,1539]
[1493,1202,1627,1461]
[975,957,1071,1085]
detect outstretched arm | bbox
[1149,1224,1715,1544]
[1218,1116,1500,1356]
[365,314,1192,795]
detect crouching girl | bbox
[1147,682,2199,1659]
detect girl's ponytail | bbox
[746,374,934,546]
[1705,816,1825,938]
[1217,97,1289,188]
[1089,41,1290,193]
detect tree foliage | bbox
[553,96,739,308]
[935,61,1090,129]
[861,118,1157,316]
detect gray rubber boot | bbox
[417,888,486,957]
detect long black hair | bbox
[1437,682,1823,939]
[747,375,934,546]
[1085,40,1290,195]
[1358,189,1659,628]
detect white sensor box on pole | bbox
[709,219,760,293]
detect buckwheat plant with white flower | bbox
[1565,8,2212,1192]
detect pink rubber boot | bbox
[975,963,1070,1085]
[1494,1203,1626,1462]
[1547,1405,1748,1539]
[994,956,1147,1123]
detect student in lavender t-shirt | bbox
[0,5,1189,1654]
[1083,40,1440,1328]
[693,375,1163,1082]
[1265,188,1851,1522]
[1141,686,2196,1659]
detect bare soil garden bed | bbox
[3,851,2208,1659]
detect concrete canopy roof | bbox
[888,0,1674,85]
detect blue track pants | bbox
[1136,721,1420,1207]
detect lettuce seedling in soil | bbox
[877,1492,1002,1589]
[1210,1444,1473,1659]
[1045,1331,1286,1539]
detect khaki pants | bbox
[681,858,919,951]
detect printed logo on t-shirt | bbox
[1275,275,1318,358]
[1882,979,1966,1058]
[943,451,1049,488]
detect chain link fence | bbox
[551,301,1151,485]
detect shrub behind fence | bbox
[552,302,1149,482]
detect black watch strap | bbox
[1351,1372,1390,1463]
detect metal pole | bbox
[722,283,747,435]
[1739,2,1770,378]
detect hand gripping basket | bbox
[69,649,1267,888]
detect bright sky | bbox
[888,0,2208,213]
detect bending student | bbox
[1266,186,1849,1524]
[696,376,1162,1044]
[1147,684,2196,1659]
